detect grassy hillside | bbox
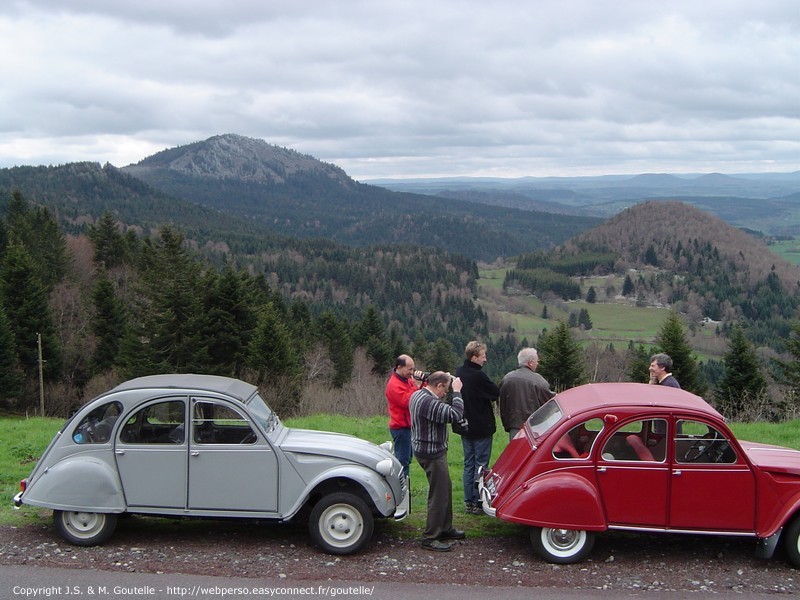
[768,238,800,266]
[480,267,707,346]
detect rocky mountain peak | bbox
[129,133,352,186]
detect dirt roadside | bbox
[1,517,797,594]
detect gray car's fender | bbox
[21,455,125,512]
[285,464,397,519]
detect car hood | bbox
[741,440,800,475]
[280,428,393,467]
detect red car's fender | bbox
[495,469,606,531]
[759,489,800,538]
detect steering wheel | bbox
[683,430,720,462]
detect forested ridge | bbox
[3,136,800,422]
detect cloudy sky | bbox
[1,1,798,180]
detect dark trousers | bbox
[415,451,453,540]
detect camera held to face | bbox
[413,370,430,383]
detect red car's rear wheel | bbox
[530,526,595,564]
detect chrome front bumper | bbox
[477,472,497,517]
[393,475,410,520]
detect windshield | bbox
[246,393,283,437]
[526,399,563,440]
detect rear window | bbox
[526,399,563,440]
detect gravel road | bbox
[1,516,798,595]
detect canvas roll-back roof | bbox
[555,382,722,420]
[110,374,258,404]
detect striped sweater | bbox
[409,387,464,458]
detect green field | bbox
[479,267,675,348]
[768,239,800,266]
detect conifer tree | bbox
[132,226,206,372]
[247,302,302,415]
[0,304,23,401]
[200,267,257,377]
[622,274,635,296]
[315,311,354,388]
[578,308,593,330]
[0,243,62,382]
[586,286,597,303]
[88,212,126,268]
[537,321,585,391]
[90,268,126,375]
[357,305,391,373]
[771,320,800,414]
[427,337,458,372]
[247,302,299,380]
[626,341,651,383]
[714,325,767,420]
[654,311,705,394]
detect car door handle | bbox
[115,449,125,455]
[191,451,199,456]
[673,470,682,476]
[596,466,606,473]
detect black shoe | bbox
[470,504,485,515]
[465,503,476,514]
[421,538,452,552]
[438,528,466,540]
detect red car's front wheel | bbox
[530,526,595,564]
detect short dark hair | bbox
[394,354,411,369]
[650,353,673,371]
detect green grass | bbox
[5,414,799,538]
[768,239,800,266]
[479,267,672,347]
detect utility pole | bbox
[37,332,44,417]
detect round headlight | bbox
[375,458,393,476]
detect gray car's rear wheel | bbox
[309,492,373,555]
[54,510,118,546]
[530,526,595,564]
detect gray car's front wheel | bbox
[309,492,374,555]
[530,526,595,564]
[54,510,118,546]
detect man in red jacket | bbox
[386,354,421,478]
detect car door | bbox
[115,397,188,509]
[596,418,670,527]
[668,418,755,531]
[187,398,279,512]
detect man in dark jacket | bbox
[455,341,500,515]
[649,353,681,388]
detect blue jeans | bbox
[461,435,493,505]
[390,427,411,478]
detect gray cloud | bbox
[0,0,798,178]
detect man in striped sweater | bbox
[410,371,465,552]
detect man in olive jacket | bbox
[454,341,500,515]
[499,347,555,441]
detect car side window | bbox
[675,420,737,464]
[553,418,604,460]
[192,400,257,445]
[119,399,185,444]
[72,401,123,444]
[601,419,667,462]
